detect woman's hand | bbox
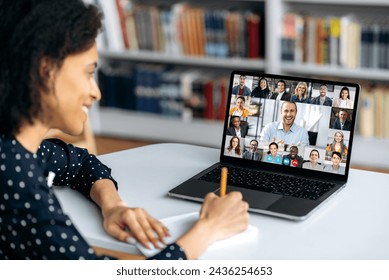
[102,204,170,250]
[90,179,169,250]
[198,191,249,244]
[176,191,249,259]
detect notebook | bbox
[168,71,360,220]
[135,212,258,257]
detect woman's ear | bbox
[39,57,55,81]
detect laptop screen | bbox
[222,71,360,177]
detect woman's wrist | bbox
[101,200,127,218]
[176,218,217,260]
[90,179,127,217]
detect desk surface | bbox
[54,143,389,259]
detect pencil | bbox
[220,167,228,197]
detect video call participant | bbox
[229,96,249,118]
[282,145,303,167]
[324,151,345,174]
[310,84,332,106]
[263,142,282,164]
[290,81,310,103]
[326,131,348,159]
[226,116,248,138]
[332,109,352,131]
[224,136,242,158]
[302,149,323,171]
[332,86,353,109]
[260,101,309,147]
[243,139,263,161]
[268,80,291,101]
[232,75,251,96]
[251,77,270,98]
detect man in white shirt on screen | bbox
[260,101,309,147]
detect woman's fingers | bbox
[104,206,170,249]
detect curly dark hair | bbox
[0,0,103,136]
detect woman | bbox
[324,152,345,174]
[290,81,309,103]
[251,77,270,98]
[302,149,323,170]
[326,131,348,159]
[332,86,353,109]
[229,96,249,118]
[226,116,248,138]
[0,0,248,260]
[263,142,282,164]
[225,136,242,157]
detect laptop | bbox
[168,70,360,220]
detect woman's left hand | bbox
[102,204,170,250]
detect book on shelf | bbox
[97,65,135,110]
[190,8,206,56]
[315,17,329,65]
[373,86,385,138]
[305,16,317,64]
[115,0,130,49]
[281,12,297,62]
[226,11,240,57]
[357,83,389,139]
[181,7,206,56]
[171,2,191,56]
[329,17,341,66]
[214,10,229,58]
[123,0,139,50]
[134,6,154,51]
[346,19,361,69]
[358,84,375,138]
[134,64,165,114]
[377,26,389,69]
[96,0,125,51]
[246,11,261,59]
[203,79,214,119]
[159,70,185,118]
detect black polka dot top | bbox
[0,135,186,260]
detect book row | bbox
[97,0,264,58]
[282,12,389,69]
[98,64,228,121]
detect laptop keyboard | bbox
[199,166,336,201]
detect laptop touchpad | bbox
[225,186,282,209]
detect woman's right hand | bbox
[176,192,249,259]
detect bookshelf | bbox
[282,63,389,81]
[92,0,389,170]
[99,50,266,70]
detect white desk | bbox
[54,143,389,259]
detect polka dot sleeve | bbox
[0,136,186,260]
[147,243,187,260]
[0,136,114,259]
[39,139,117,200]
